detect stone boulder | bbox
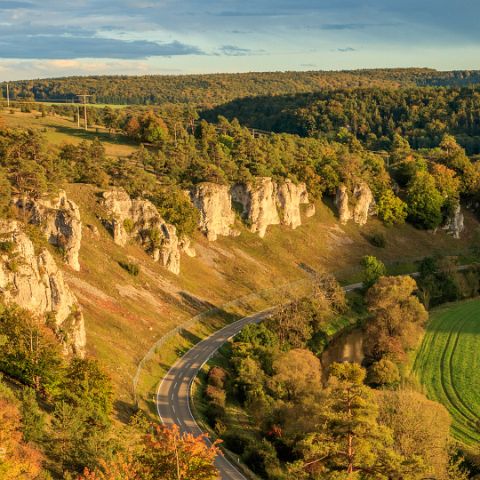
[0,220,86,356]
[190,183,237,241]
[16,190,82,271]
[443,205,465,239]
[100,189,188,275]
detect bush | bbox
[208,366,228,389]
[222,430,251,455]
[367,232,386,248]
[205,385,226,407]
[118,261,140,276]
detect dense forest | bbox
[4,68,480,107]
[203,86,480,154]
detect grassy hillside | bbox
[413,299,480,445]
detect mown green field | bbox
[413,299,480,445]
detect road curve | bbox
[155,265,474,479]
[156,309,274,480]
[155,280,364,479]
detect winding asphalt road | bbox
[156,281,364,480]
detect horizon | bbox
[1,1,479,80]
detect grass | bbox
[413,299,480,445]
[0,108,137,157]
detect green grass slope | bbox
[413,299,480,445]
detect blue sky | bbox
[0,0,479,79]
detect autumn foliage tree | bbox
[0,397,44,479]
[364,276,428,364]
[79,423,220,480]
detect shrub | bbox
[208,366,228,389]
[222,430,251,455]
[118,261,140,276]
[0,241,14,253]
[367,232,386,248]
[205,385,226,407]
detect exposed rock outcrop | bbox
[0,220,86,356]
[16,190,82,271]
[190,183,237,241]
[277,180,310,229]
[352,183,374,226]
[335,183,374,226]
[101,189,189,274]
[443,205,465,239]
[231,177,280,238]
[335,185,352,225]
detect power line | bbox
[75,94,91,131]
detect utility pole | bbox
[6,82,10,108]
[75,94,91,130]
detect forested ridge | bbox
[4,68,480,107]
[203,86,480,153]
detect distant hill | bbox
[4,68,480,108]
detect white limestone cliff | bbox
[190,183,237,241]
[101,189,190,275]
[16,190,82,271]
[0,220,86,356]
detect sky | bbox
[0,0,479,80]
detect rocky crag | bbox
[0,220,86,356]
[101,189,194,275]
[229,177,313,238]
[335,183,374,226]
[16,190,82,271]
[443,205,465,239]
[190,183,238,241]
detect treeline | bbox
[204,86,480,154]
[203,272,472,479]
[4,68,480,108]
[2,109,480,235]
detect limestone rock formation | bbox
[277,180,310,229]
[231,178,280,238]
[16,190,82,271]
[101,189,187,274]
[335,185,352,225]
[352,183,374,226]
[443,205,465,239]
[190,183,237,241]
[0,220,86,356]
[335,183,374,226]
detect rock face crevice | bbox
[335,183,374,226]
[16,190,82,271]
[0,220,86,356]
[190,183,238,241]
[101,189,192,275]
